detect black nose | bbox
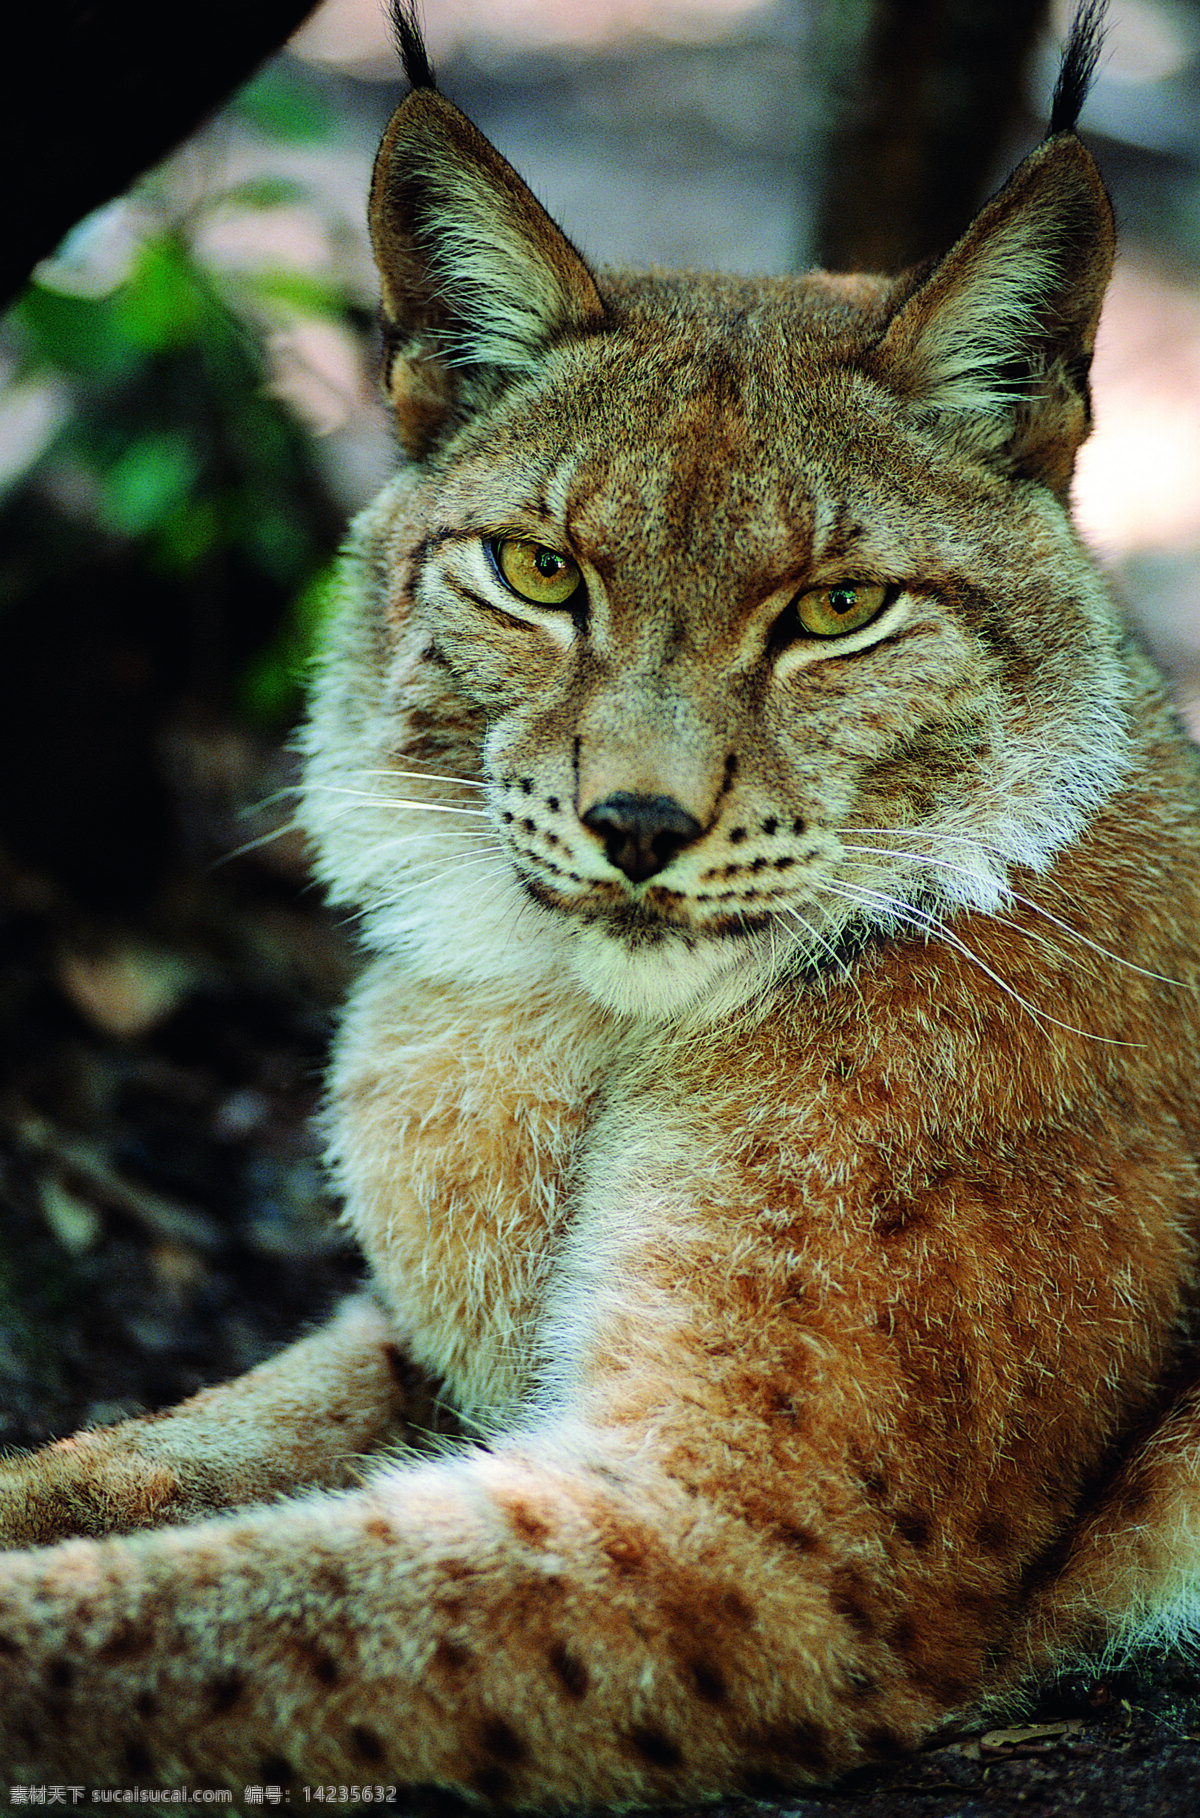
[580,791,703,883]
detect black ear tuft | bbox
[1049,0,1106,135]
[391,2,436,93]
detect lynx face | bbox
[303,99,1125,1020]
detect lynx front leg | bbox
[0,1295,447,1547]
[0,1436,919,1802]
[1007,1377,1200,1680]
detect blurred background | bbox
[0,0,1198,1471]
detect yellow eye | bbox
[491,537,581,607]
[794,581,889,638]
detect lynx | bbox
[3,0,1200,1801]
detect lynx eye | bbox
[489,536,581,608]
[793,581,889,638]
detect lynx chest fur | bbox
[4,3,1200,1803]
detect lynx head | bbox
[301,3,1128,1021]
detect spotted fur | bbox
[4,2,1200,1803]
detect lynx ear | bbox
[369,72,605,456]
[870,133,1115,495]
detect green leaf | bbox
[238,270,355,320]
[115,237,206,352]
[14,285,138,379]
[96,433,200,540]
[233,62,332,143]
[218,175,309,210]
[150,496,222,573]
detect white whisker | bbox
[376,852,507,903]
[840,841,1103,978]
[216,819,304,866]
[238,785,302,816]
[842,838,1186,988]
[776,904,870,1017]
[357,766,487,793]
[306,784,492,819]
[824,878,1144,1047]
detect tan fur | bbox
[4,14,1200,1803]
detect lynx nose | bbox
[581,791,703,884]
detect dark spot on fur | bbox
[99,1620,150,1661]
[480,1717,527,1763]
[47,1656,74,1691]
[603,1532,646,1574]
[471,1765,513,1801]
[260,1755,295,1784]
[590,1461,628,1488]
[723,1588,755,1626]
[954,1581,998,1618]
[310,1648,340,1687]
[1017,1534,1072,1598]
[313,1561,347,1598]
[134,1691,157,1720]
[383,1343,421,1396]
[432,1638,473,1676]
[548,1641,589,1698]
[976,1511,1012,1553]
[210,1669,244,1714]
[831,1567,876,1638]
[894,1508,933,1550]
[125,1740,153,1776]
[874,1197,927,1240]
[351,1723,387,1764]
[887,1613,919,1659]
[913,1662,975,1705]
[691,1658,728,1702]
[861,1469,888,1503]
[505,1500,552,1547]
[0,1633,18,1656]
[629,1725,683,1769]
[863,1724,907,1759]
[762,1719,832,1776]
[777,1520,820,1555]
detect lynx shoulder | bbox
[3,2,1200,1803]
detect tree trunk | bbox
[0,0,321,309]
[807,0,1052,274]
